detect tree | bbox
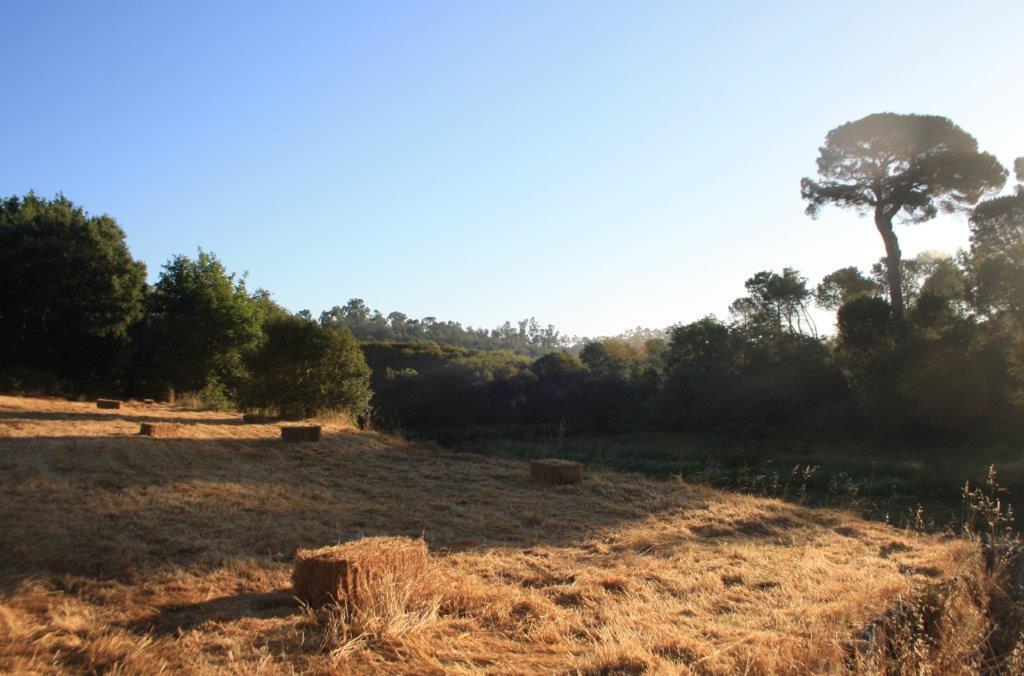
[659,317,745,427]
[135,250,261,395]
[968,156,1024,319]
[579,339,637,377]
[729,268,816,337]
[837,296,892,352]
[0,193,146,390]
[815,266,880,310]
[531,350,587,387]
[802,113,1006,333]
[868,251,962,311]
[526,350,588,424]
[242,315,371,419]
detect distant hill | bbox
[315,298,667,356]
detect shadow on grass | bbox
[130,589,300,636]
[0,427,809,585]
[0,407,243,425]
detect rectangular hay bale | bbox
[96,399,121,410]
[530,458,583,484]
[139,422,181,437]
[281,425,321,442]
[291,536,429,607]
[142,398,156,405]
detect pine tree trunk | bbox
[874,210,905,335]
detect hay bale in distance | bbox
[292,536,429,607]
[96,399,121,410]
[139,422,181,437]
[142,398,156,405]
[281,425,321,442]
[243,413,279,424]
[530,458,583,484]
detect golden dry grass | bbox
[0,394,983,673]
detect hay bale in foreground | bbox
[530,458,583,484]
[281,425,321,442]
[96,399,121,410]
[139,422,181,437]
[243,413,279,424]
[292,536,429,607]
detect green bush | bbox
[242,315,371,419]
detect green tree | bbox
[802,113,1006,333]
[0,193,146,390]
[837,296,893,353]
[730,268,816,337]
[659,317,744,427]
[527,350,588,424]
[869,251,961,310]
[242,315,371,419]
[968,156,1024,319]
[135,250,261,396]
[815,266,880,310]
[579,339,637,377]
[531,350,588,387]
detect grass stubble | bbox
[0,395,1017,673]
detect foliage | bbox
[360,341,533,430]
[526,350,588,424]
[0,193,146,392]
[132,250,262,397]
[321,298,574,356]
[242,315,371,419]
[815,266,881,310]
[870,251,965,311]
[579,338,637,377]
[801,114,1006,223]
[968,170,1024,319]
[839,320,1023,437]
[802,113,1006,329]
[837,296,893,353]
[729,268,817,337]
[658,316,847,430]
[4,141,1024,445]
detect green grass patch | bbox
[427,427,1024,527]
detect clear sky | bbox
[3,1,1021,337]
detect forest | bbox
[2,113,1023,450]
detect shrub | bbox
[242,315,371,419]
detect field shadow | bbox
[129,589,300,636]
[0,408,242,425]
[0,429,850,587]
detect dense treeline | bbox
[361,246,1022,440]
[1,113,1022,441]
[0,195,372,419]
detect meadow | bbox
[0,394,1005,673]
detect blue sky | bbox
[3,1,1021,337]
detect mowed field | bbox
[0,395,981,674]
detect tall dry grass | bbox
[0,394,1011,673]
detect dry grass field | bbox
[0,395,989,673]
